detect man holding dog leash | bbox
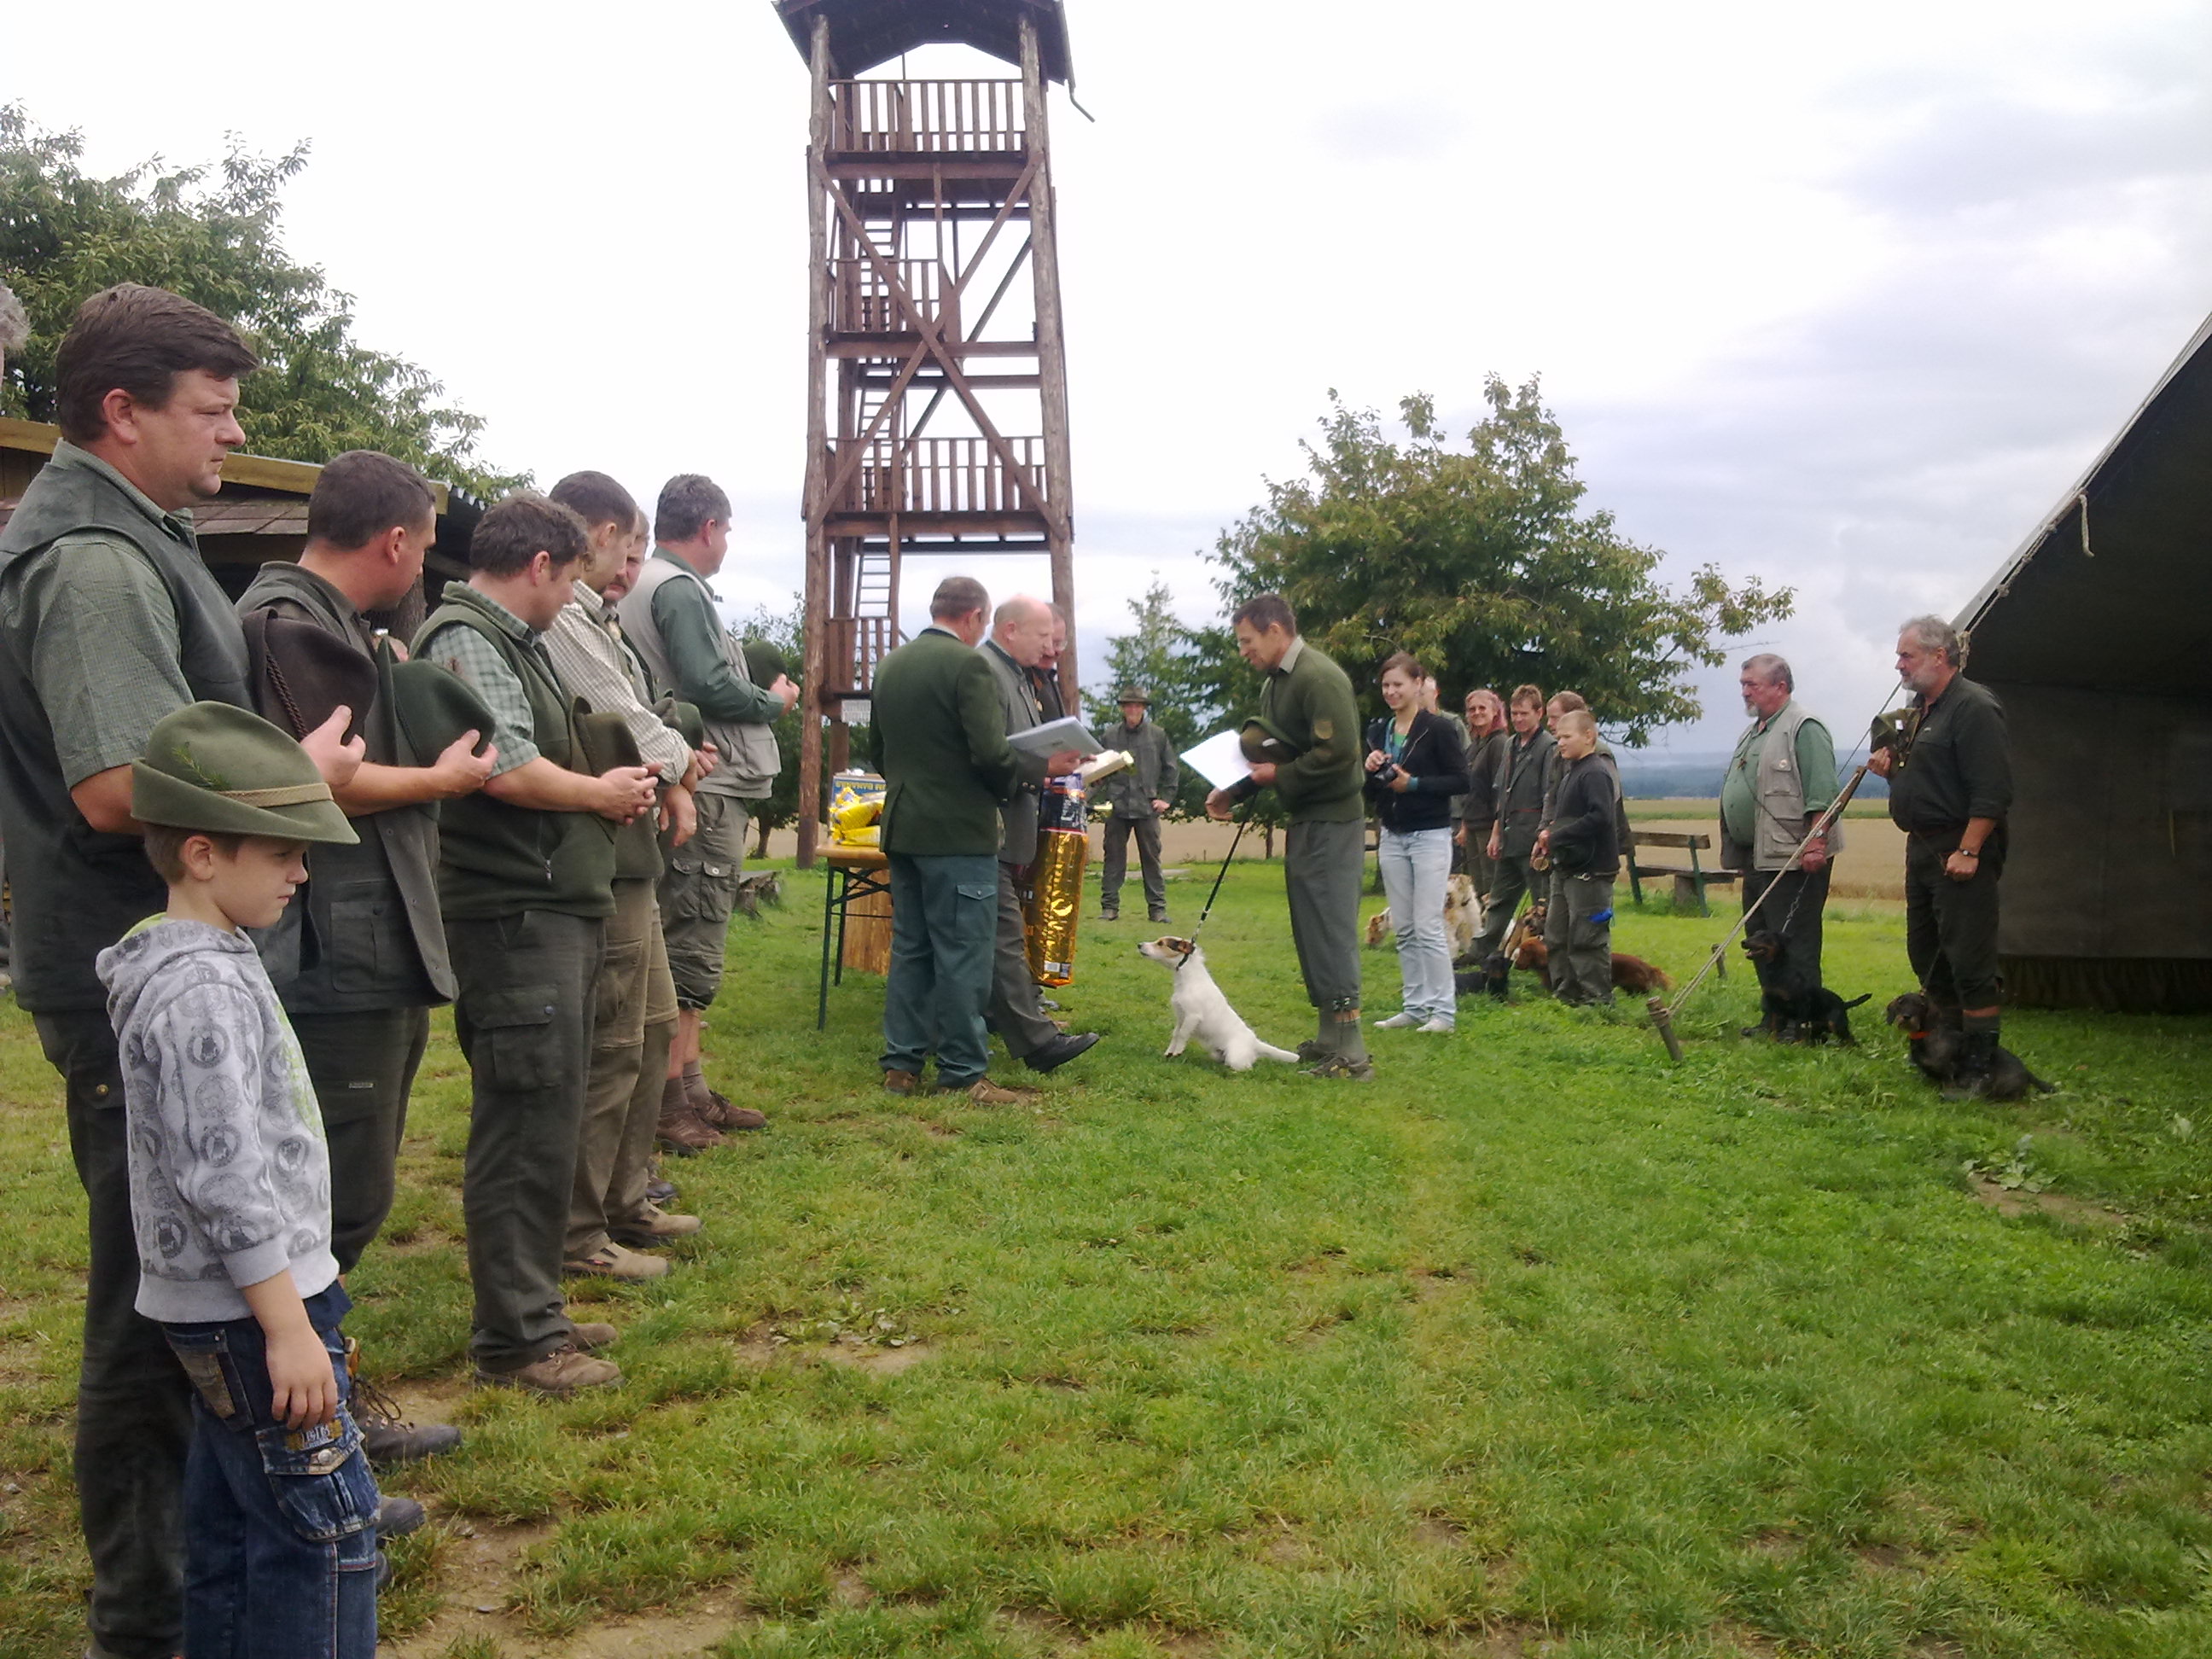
[1204,593,1371,1080]
[1870,615,2012,1095]
[1719,654,1841,1027]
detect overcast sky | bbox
[9,0,2209,753]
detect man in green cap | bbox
[415,492,659,1394]
[97,700,380,1656]
[0,283,362,1659]
[1204,593,1371,1079]
[1098,684,1179,924]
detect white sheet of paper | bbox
[1006,715,1103,760]
[1181,728,1253,791]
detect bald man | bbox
[978,596,1100,1074]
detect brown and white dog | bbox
[1138,936,1302,1071]
[1456,901,1672,997]
[1366,874,1482,959]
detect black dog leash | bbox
[1179,797,1255,969]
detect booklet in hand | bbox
[1007,715,1103,760]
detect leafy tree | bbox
[1206,377,1792,743]
[1079,577,1215,823]
[0,104,521,498]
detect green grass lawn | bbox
[4,867,2212,1658]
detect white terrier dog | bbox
[1137,936,1301,1071]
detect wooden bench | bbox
[1627,830,1739,916]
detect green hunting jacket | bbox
[1255,636,1364,824]
[866,626,1022,857]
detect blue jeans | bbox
[881,853,998,1087]
[1378,827,1455,1023]
[162,1285,380,1659]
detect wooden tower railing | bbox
[795,16,1078,867]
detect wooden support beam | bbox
[797,15,833,871]
[1022,17,1080,672]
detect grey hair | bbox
[1898,615,1964,666]
[653,473,731,544]
[0,282,26,352]
[1741,653,1793,690]
[930,574,989,621]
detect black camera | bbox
[1375,762,1405,787]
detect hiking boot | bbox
[1303,1053,1376,1081]
[1022,1032,1100,1074]
[475,1343,621,1394]
[563,1243,671,1282]
[644,1174,678,1207]
[883,1068,922,1095]
[374,1494,426,1538]
[963,1078,1041,1105]
[609,1204,703,1249]
[656,1106,725,1157]
[1097,907,1119,922]
[571,1322,618,1352]
[352,1375,463,1467]
[699,1088,767,1131]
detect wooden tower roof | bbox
[772,0,1074,84]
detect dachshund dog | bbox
[1883,992,2056,1100]
[1455,902,1671,998]
[1740,929,1868,1044]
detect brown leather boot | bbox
[475,1343,621,1394]
[657,1104,725,1157]
[699,1088,767,1131]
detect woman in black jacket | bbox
[1364,653,1469,1032]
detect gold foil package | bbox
[830,770,886,846]
[1025,772,1088,987]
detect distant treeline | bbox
[1615,753,1889,801]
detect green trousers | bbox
[568,880,679,1260]
[1284,818,1364,1010]
[447,909,606,1373]
[290,1006,432,1275]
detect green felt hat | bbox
[388,659,499,770]
[131,702,358,845]
[1114,684,1152,705]
[742,637,789,689]
[655,695,706,751]
[1237,717,1301,765]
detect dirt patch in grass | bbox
[1970,1178,2127,1228]
[821,1338,930,1374]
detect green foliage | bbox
[1208,377,1796,742]
[1079,577,1219,823]
[0,104,521,499]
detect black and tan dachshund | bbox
[1883,992,2056,1100]
[1741,929,1869,1044]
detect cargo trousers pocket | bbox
[591,938,648,1052]
[470,986,562,1093]
[254,1411,380,1544]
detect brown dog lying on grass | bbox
[1455,903,1672,998]
[1883,992,2056,1100]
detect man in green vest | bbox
[870,577,1079,1101]
[1204,592,1371,1079]
[0,284,362,1659]
[415,493,658,1394]
[618,474,796,1133]
[1719,654,1841,1024]
[238,449,498,1464]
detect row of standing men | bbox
[0,284,800,1658]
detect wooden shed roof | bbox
[772,0,1073,83]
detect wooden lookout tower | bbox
[775,0,1080,866]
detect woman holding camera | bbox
[1365,653,1469,1032]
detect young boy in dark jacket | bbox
[1545,710,1621,1005]
[98,701,381,1658]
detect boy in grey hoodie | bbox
[97,701,381,1659]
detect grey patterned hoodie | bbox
[97,917,337,1323]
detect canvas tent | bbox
[1956,309,2212,1013]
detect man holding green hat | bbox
[97,700,382,1654]
[1204,593,1371,1079]
[415,492,659,1395]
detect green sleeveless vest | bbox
[413,587,615,921]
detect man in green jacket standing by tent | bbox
[1205,592,1371,1079]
